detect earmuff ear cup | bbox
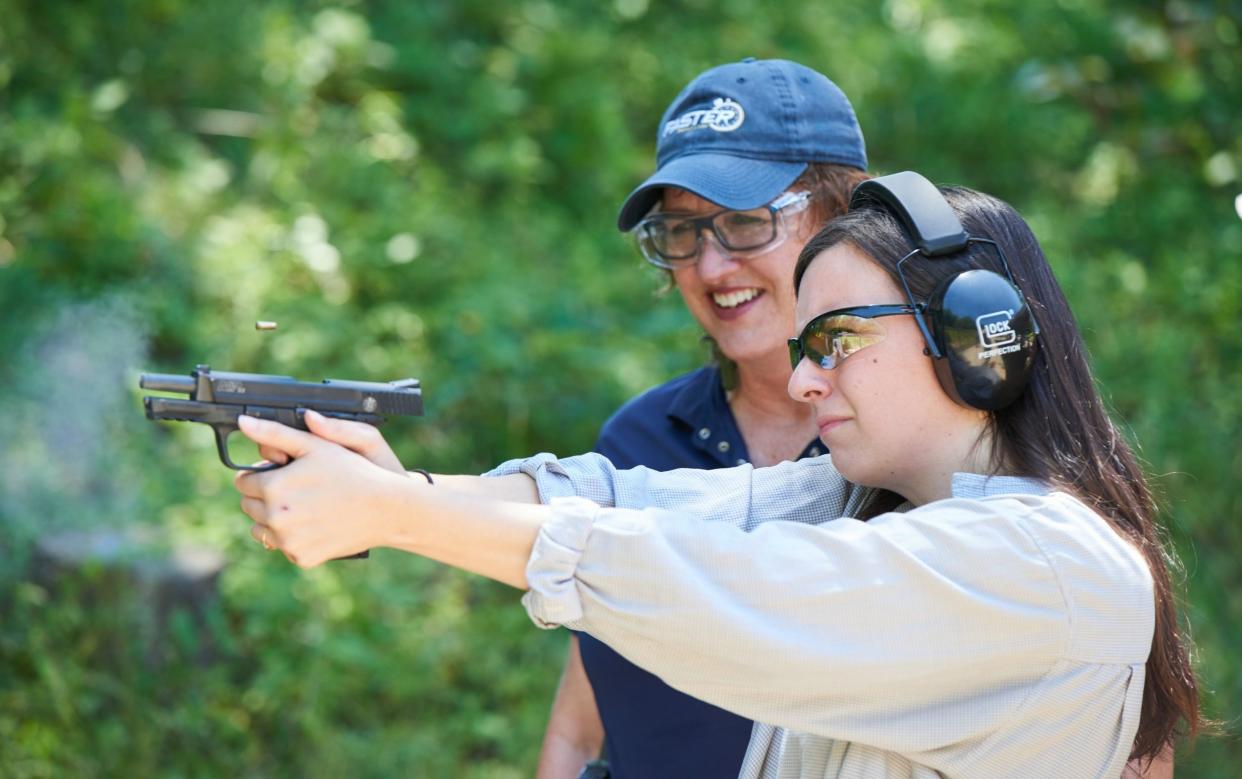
[926,269,1039,411]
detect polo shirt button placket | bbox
[717,441,730,453]
[698,428,711,440]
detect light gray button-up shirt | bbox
[487,453,1153,779]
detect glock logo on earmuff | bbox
[977,310,1017,347]
[976,310,1025,359]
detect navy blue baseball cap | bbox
[617,58,867,231]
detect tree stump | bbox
[32,526,227,668]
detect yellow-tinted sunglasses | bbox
[789,304,918,370]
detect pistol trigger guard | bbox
[212,423,281,472]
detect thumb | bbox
[303,408,379,450]
[237,415,319,459]
[303,409,404,472]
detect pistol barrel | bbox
[140,372,197,395]
[140,372,197,394]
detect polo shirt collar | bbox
[666,366,825,467]
[666,366,745,466]
[667,365,726,431]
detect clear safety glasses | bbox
[634,191,813,270]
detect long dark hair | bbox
[793,186,1202,763]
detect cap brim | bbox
[617,154,808,231]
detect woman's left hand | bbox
[233,413,408,567]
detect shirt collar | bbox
[667,366,752,466]
[667,365,726,431]
[668,365,825,465]
[950,472,1052,499]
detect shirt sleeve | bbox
[486,451,871,531]
[521,494,1075,754]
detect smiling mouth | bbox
[712,288,762,309]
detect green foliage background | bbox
[1,0,1238,775]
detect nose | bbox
[787,356,833,404]
[694,232,741,284]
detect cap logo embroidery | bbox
[662,97,745,137]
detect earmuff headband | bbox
[851,171,968,256]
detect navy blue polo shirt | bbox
[581,365,824,779]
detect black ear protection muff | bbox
[848,171,1040,411]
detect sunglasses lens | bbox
[798,314,888,370]
[788,339,802,370]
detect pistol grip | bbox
[218,421,369,560]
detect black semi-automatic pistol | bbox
[140,364,423,471]
[141,365,422,561]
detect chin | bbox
[825,448,860,480]
[711,334,781,366]
[828,451,887,493]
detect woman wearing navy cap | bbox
[232,174,1200,777]
[544,58,869,779]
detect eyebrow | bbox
[656,205,722,217]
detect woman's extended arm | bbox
[234,412,549,583]
[236,411,869,568]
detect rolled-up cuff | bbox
[521,496,600,629]
[484,452,581,503]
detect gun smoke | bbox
[0,296,152,574]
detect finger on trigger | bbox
[237,414,316,459]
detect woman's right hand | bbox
[257,409,407,474]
